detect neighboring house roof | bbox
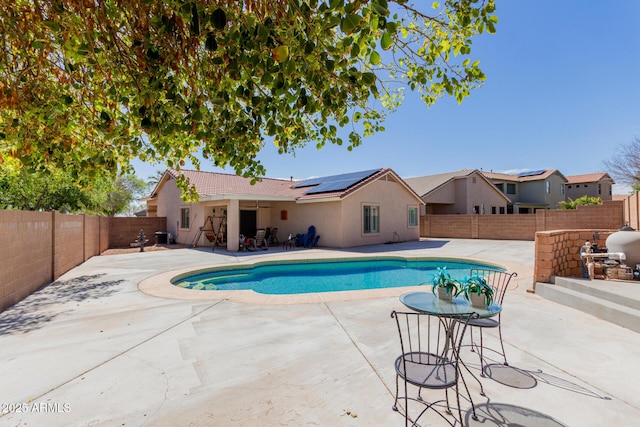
[483,169,567,183]
[149,167,424,204]
[404,169,511,202]
[565,172,615,185]
[404,169,475,197]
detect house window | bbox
[598,184,601,195]
[506,183,516,195]
[472,177,477,184]
[407,206,418,227]
[561,184,565,195]
[568,185,572,188]
[499,206,505,214]
[180,207,190,229]
[545,181,550,194]
[491,206,496,214]
[495,183,504,193]
[363,205,380,234]
[576,184,580,188]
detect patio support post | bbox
[227,199,240,251]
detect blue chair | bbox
[301,225,316,248]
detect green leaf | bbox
[381,32,392,50]
[340,14,362,33]
[369,51,381,65]
[211,8,227,30]
[205,33,217,51]
[361,72,376,85]
[272,46,289,62]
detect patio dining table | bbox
[399,291,502,416]
[399,291,502,319]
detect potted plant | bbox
[430,267,461,301]
[461,274,494,308]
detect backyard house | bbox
[145,168,424,251]
[483,169,568,213]
[565,172,615,201]
[404,169,510,215]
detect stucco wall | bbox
[339,177,420,247]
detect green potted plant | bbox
[430,267,461,301]
[461,274,494,308]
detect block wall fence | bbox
[420,200,625,241]
[0,211,166,312]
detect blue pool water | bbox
[172,258,502,295]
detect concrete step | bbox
[553,277,640,311]
[536,281,640,334]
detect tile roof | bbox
[165,169,302,198]
[565,172,615,184]
[159,168,421,202]
[483,169,567,182]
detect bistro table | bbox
[400,291,502,318]
[399,291,502,412]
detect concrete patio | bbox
[1,238,639,426]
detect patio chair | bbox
[247,229,268,251]
[467,269,518,376]
[391,310,478,426]
[301,225,316,248]
[309,235,320,248]
[266,227,279,246]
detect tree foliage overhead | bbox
[0,0,497,198]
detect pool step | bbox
[536,277,640,334]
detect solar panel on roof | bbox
[293,169,380,189]
[517,169,545,177]
[293,169,381,194]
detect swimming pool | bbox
[172,257,503,295]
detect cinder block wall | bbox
[533,230,614,284]
[1,211,167,312]
[53,212,86,280]
[108,217,168,247]
[421,201,624,241]
[0,210,53,311]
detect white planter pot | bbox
[437,287,453,301]
[470,292,487,309]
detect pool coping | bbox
[138,252,521,305]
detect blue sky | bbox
[133,1,640,194]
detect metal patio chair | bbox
[391,310,478,426]
[467,269,518,376]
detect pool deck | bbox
[1,238,639,426]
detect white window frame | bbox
[545,181,550,194]
[180,207,190,229]
[407,206,419,228]
[363,204,380,235]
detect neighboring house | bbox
[404,169,510,215]
[564,173,615,201]
[145,168,424,251]
[483,169,568,213]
